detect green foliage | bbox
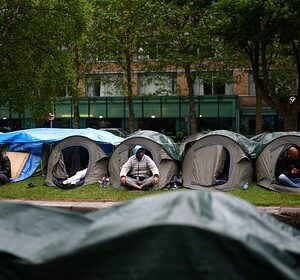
[91,0,159,68]
[270,69,297,103]
[212,0,300,130]
[90,0,162,131]
[148,0,214,68]
[0,0,89,123]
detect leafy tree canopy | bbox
[212,0,300,130]
[0,0,89,124]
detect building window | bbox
[248,72,256,96]
[137,43,169,61]
[193,77,204,95]
[194,74,233,95]
[86,73,123,97]
[249,70,296,96]
[138,72,177,96]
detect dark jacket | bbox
[275,153,300,180]
[0,155,11,179]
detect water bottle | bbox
[173,181,177,189]
[100,176,107,187]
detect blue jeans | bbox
[278,174,300,188]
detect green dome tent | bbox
[253,131,300,193]
[0,191,299,279]
[108,130,180,189]
[181,130,255,190]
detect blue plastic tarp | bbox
[0,128,124,182]
[0,128,123,145]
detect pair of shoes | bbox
[26,182,36,189]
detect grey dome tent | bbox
[181,130,254,190]
[108,130,180,189]
[45,136,109,188]
[254,131,300,193]
[179,132,205,155]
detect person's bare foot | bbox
[132,184,142,190]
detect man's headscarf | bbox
[133,145,144,158]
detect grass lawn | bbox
[0,176,300,206]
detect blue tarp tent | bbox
[0,128,123,182]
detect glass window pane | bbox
[86,74,123,97]
[138,72,177,96]
[193,77,204,96]
[55,99,72,118]
[248,72,256,96]
[213,81,226,95]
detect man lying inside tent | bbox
[120,145,159,191]
[275,146,300,188]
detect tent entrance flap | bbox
[274,144,300,183]
[62,146,89,177]
[52,146,89,180]
[192,145,230,186]
[6,152,30,180]
[144,148,153,160]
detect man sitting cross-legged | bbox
[120,145,159,190]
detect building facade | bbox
[0,67,281,138]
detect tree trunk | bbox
[72,93,80,129]
[250,44,263,135]
[184,65,197,135]
[255,87,263,134]
[125,51,135,133]
[283,109,298,131]
[73,45,81,129]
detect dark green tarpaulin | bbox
[251,131,300,156]
[180,130,258,158]
[128,130,181,161]
[0,191,299,279]
[251,131,300,193]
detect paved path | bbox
[0,199,123,213]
